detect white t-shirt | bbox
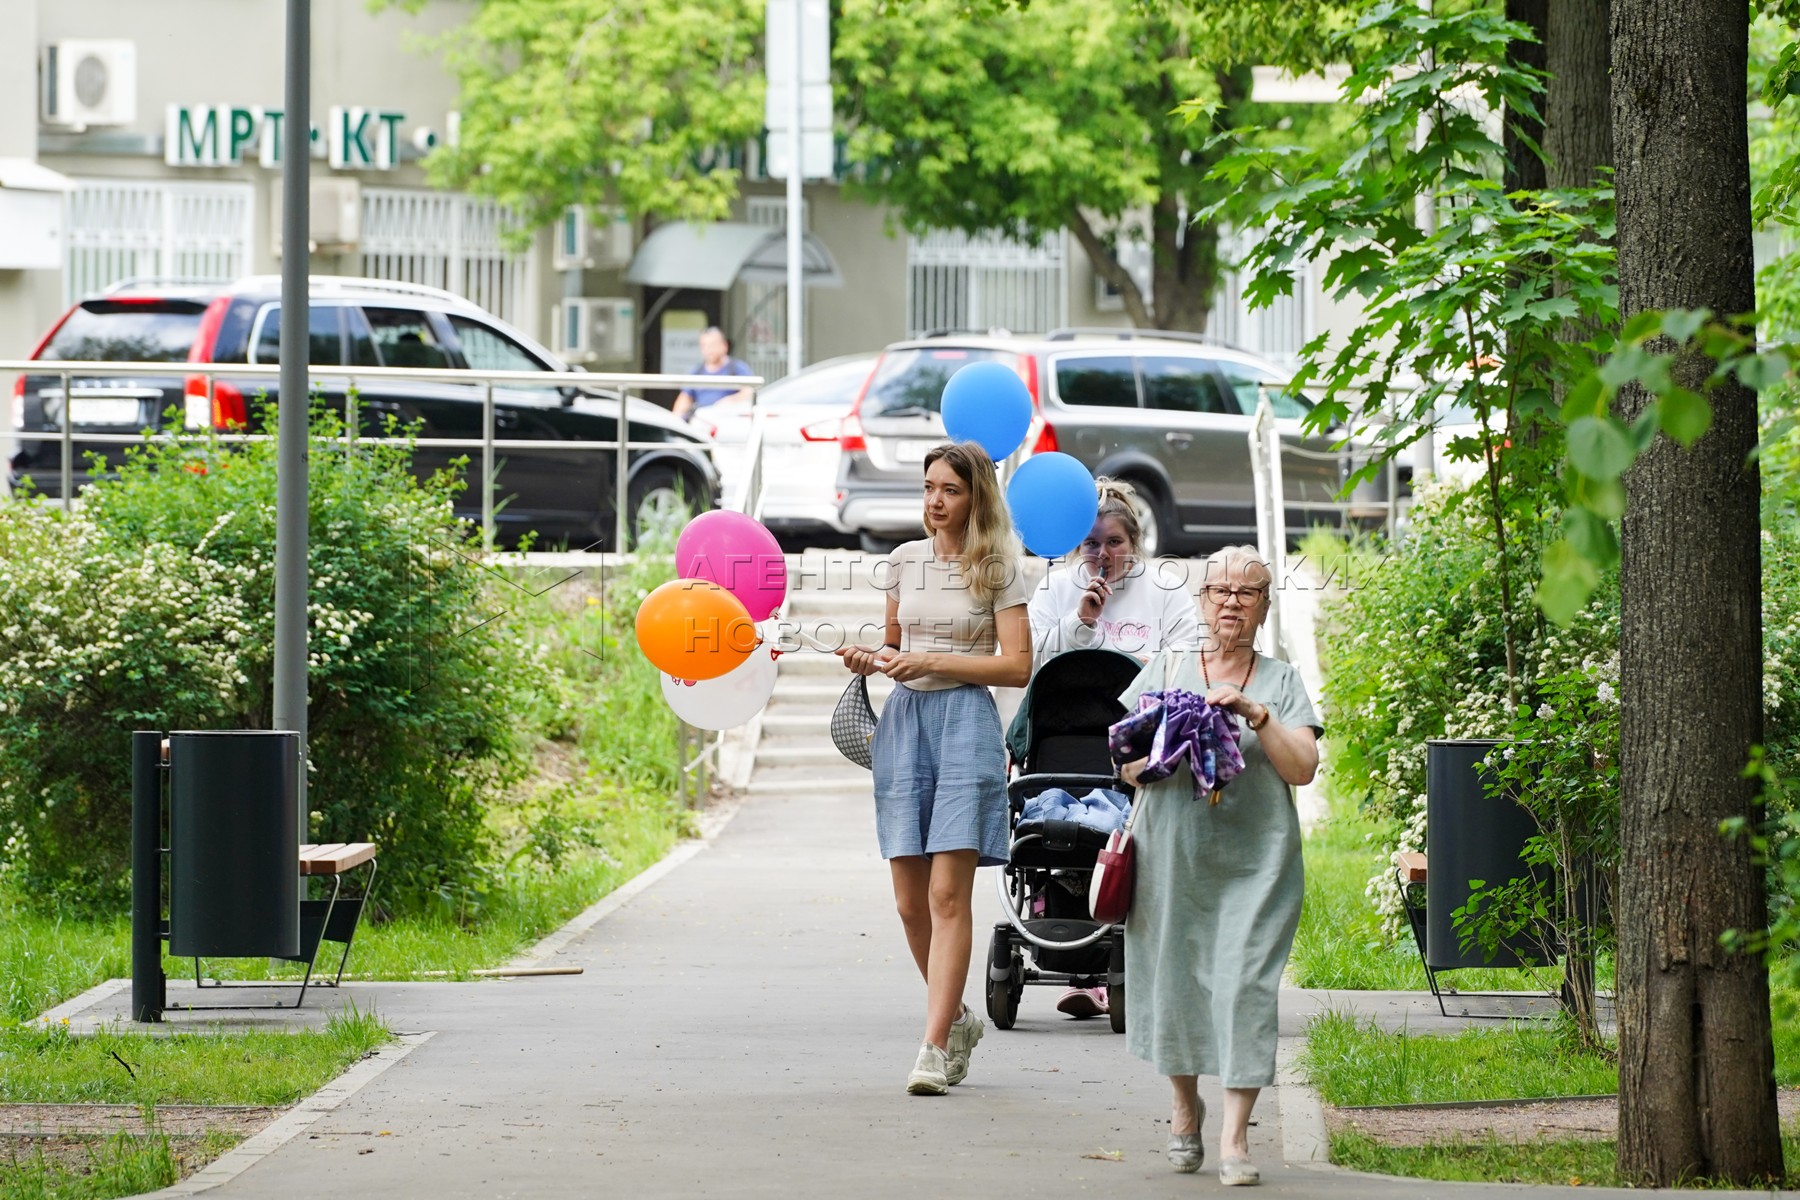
[880,538,1030,691]
[1028,560,1200,664]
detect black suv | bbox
[8,276,718,549]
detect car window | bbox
[249,305,346,366]
[760,358,876,406]
[345,306,381,367]
[1053,355,1139,408]
[1140,355,1232,414]
[861,346,1012,417]
[448,316,548,373]
[1219,362,1311,420]
[363,307,451,370]
[43,300,205,362]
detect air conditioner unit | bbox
[41,40,137,129]
[553,206,634,272]
[271,178,363,255]
[554,297,636,363]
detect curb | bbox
[140,1031,436,1197]
[1275,1035,1339,1172]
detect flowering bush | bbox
[0,412,534,911]
[1319,478,1800,945]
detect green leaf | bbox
[1562,506,1619,568]
[1620,311,1662,343]
[1660,387,1713,446]
[1537,539,1603,626]
[1561,372,1605,422]
[1515,387,1555,417]
[1660,308,1712,344]
[1571,472,1627,520]
[1566,416,1636,480]
[1734,350,1793,393]
[1629,405,1661,453]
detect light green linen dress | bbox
[1119,650,1322,1087]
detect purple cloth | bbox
[1107,688,1245,801]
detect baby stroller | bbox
[987,647,1143,1034]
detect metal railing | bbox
[1,359,764,553]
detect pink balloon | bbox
[675,511,787,622]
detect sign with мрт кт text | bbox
[163,104,454,170]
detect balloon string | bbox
[763,623,835,654]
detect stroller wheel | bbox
[1109,929,1126,1034]
[986,928,1022,1030]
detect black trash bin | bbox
[1425,738,1550,970]
[167,730,301,959]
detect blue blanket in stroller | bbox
[1019,787,1133,835]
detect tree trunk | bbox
[1611,0,1782,1186]
[1546,0,1611,189]
[1503,0,1547,194]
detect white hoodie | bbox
[1028,561,1200,664]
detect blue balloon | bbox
[1006,452,1098,558]
[941,361,1033,461]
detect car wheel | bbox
[627,466,695,550]
[1120,477,1171,559]
[859,532,901,554]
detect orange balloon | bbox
[634,579,758,681]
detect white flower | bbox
[1595,681,1616,705]
[1536,703,1554,720]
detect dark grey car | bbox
[834,330,1357,556]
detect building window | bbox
[65,179,254,304]
[906,229,1067,338]
[359,188,535,334]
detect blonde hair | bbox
[923,441,1019,610]
[1092,476,1143,556]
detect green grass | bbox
[1,558,692,1016]
[1291,800,1562,993]
[0,1130,240,1200]
[1330,1129,1800,1189]
[1302,1010,1622,1107]
[1,1006,390,1105]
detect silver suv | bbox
[833,329,1357,556]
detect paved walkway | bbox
[56,552,1788,1196]
[72,779,1783,1198]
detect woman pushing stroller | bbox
[1026,477,1197,1019]
[837,442,1030,1095]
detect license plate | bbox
[893,440,931,464]
[71,397,145,425]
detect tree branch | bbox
[1068,207,1153,328]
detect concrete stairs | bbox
[744,553,892,796]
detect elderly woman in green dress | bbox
[1115,545,1322,1186]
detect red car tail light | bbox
[839,353,881,453]
[1030,422,1058,454]
[800,418,840,442]
[185,375,246,429]
[1017,352,1040,408]
[10,375,23,430]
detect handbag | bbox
[830,672,880,769]
[1089,792,1141,925]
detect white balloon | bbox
[661,642,780,730]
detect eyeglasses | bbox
[1201,585,1267,605]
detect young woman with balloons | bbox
[837,441,1032,1096]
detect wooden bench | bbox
[192,841,379,1009]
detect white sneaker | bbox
[946,1006,985,1086]
[906,1041,949,1095]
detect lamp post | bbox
[275,0,311,828]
